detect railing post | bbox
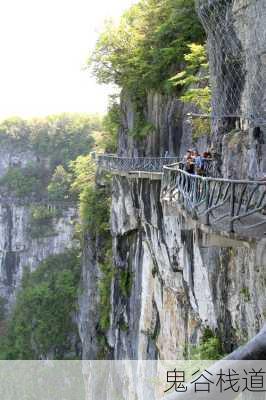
[205,180,210,226]
[230,182,236,233]
[193,177,198,206]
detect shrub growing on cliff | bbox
[79,187,110,239]
[70,154,111,238]
[119,270,133,298]
[0,250,81,360]
[98,258,115,332]
[191,328,224,360]
[28,205,62,238]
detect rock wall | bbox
[79,0,266,360]
[107,176,266,360]
[79,233,101,360]
[118,91,208,158]
[80,93,266,361]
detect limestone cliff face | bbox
[118,91,209,158]
[79,1,266,360]
[0,146,78,308]
[79,233,101,360]
[109,176,265,360]
[79,89,266,360]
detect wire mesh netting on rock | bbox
[195,0,266,125]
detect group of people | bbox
[181,149,213,175]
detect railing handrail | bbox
[163,165,266,185]
[98,154,180,161]
[162,165,266,235]
[97,153,181,173]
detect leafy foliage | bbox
[70,155,96,195]
[0,251,81,360]
[101,96,120,152]
[70,155,111,238]
[169,43,211,140]
[170,43,210,112]
[29,114,99,169]
[119,270,133,298]
[47,165,73,201]
[88,0,205,95]
[0,114,100,158]
[80,186,110,239]
[0,117,31,147]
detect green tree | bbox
[69,155,96,195]
[169,43,210,112]
[48,165,72,201]
[169,43,211,139]
[101,96,120,153]
[0,117,31,147]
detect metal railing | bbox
[162,164,266,234]
[97,154,180,173]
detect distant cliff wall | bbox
[0,145,78,308]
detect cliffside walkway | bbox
[97,154,266,237]
[163,164,266,237]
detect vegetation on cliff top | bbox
[0,113,101,199]
[88,0,206,139]
[88,0,205,95]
